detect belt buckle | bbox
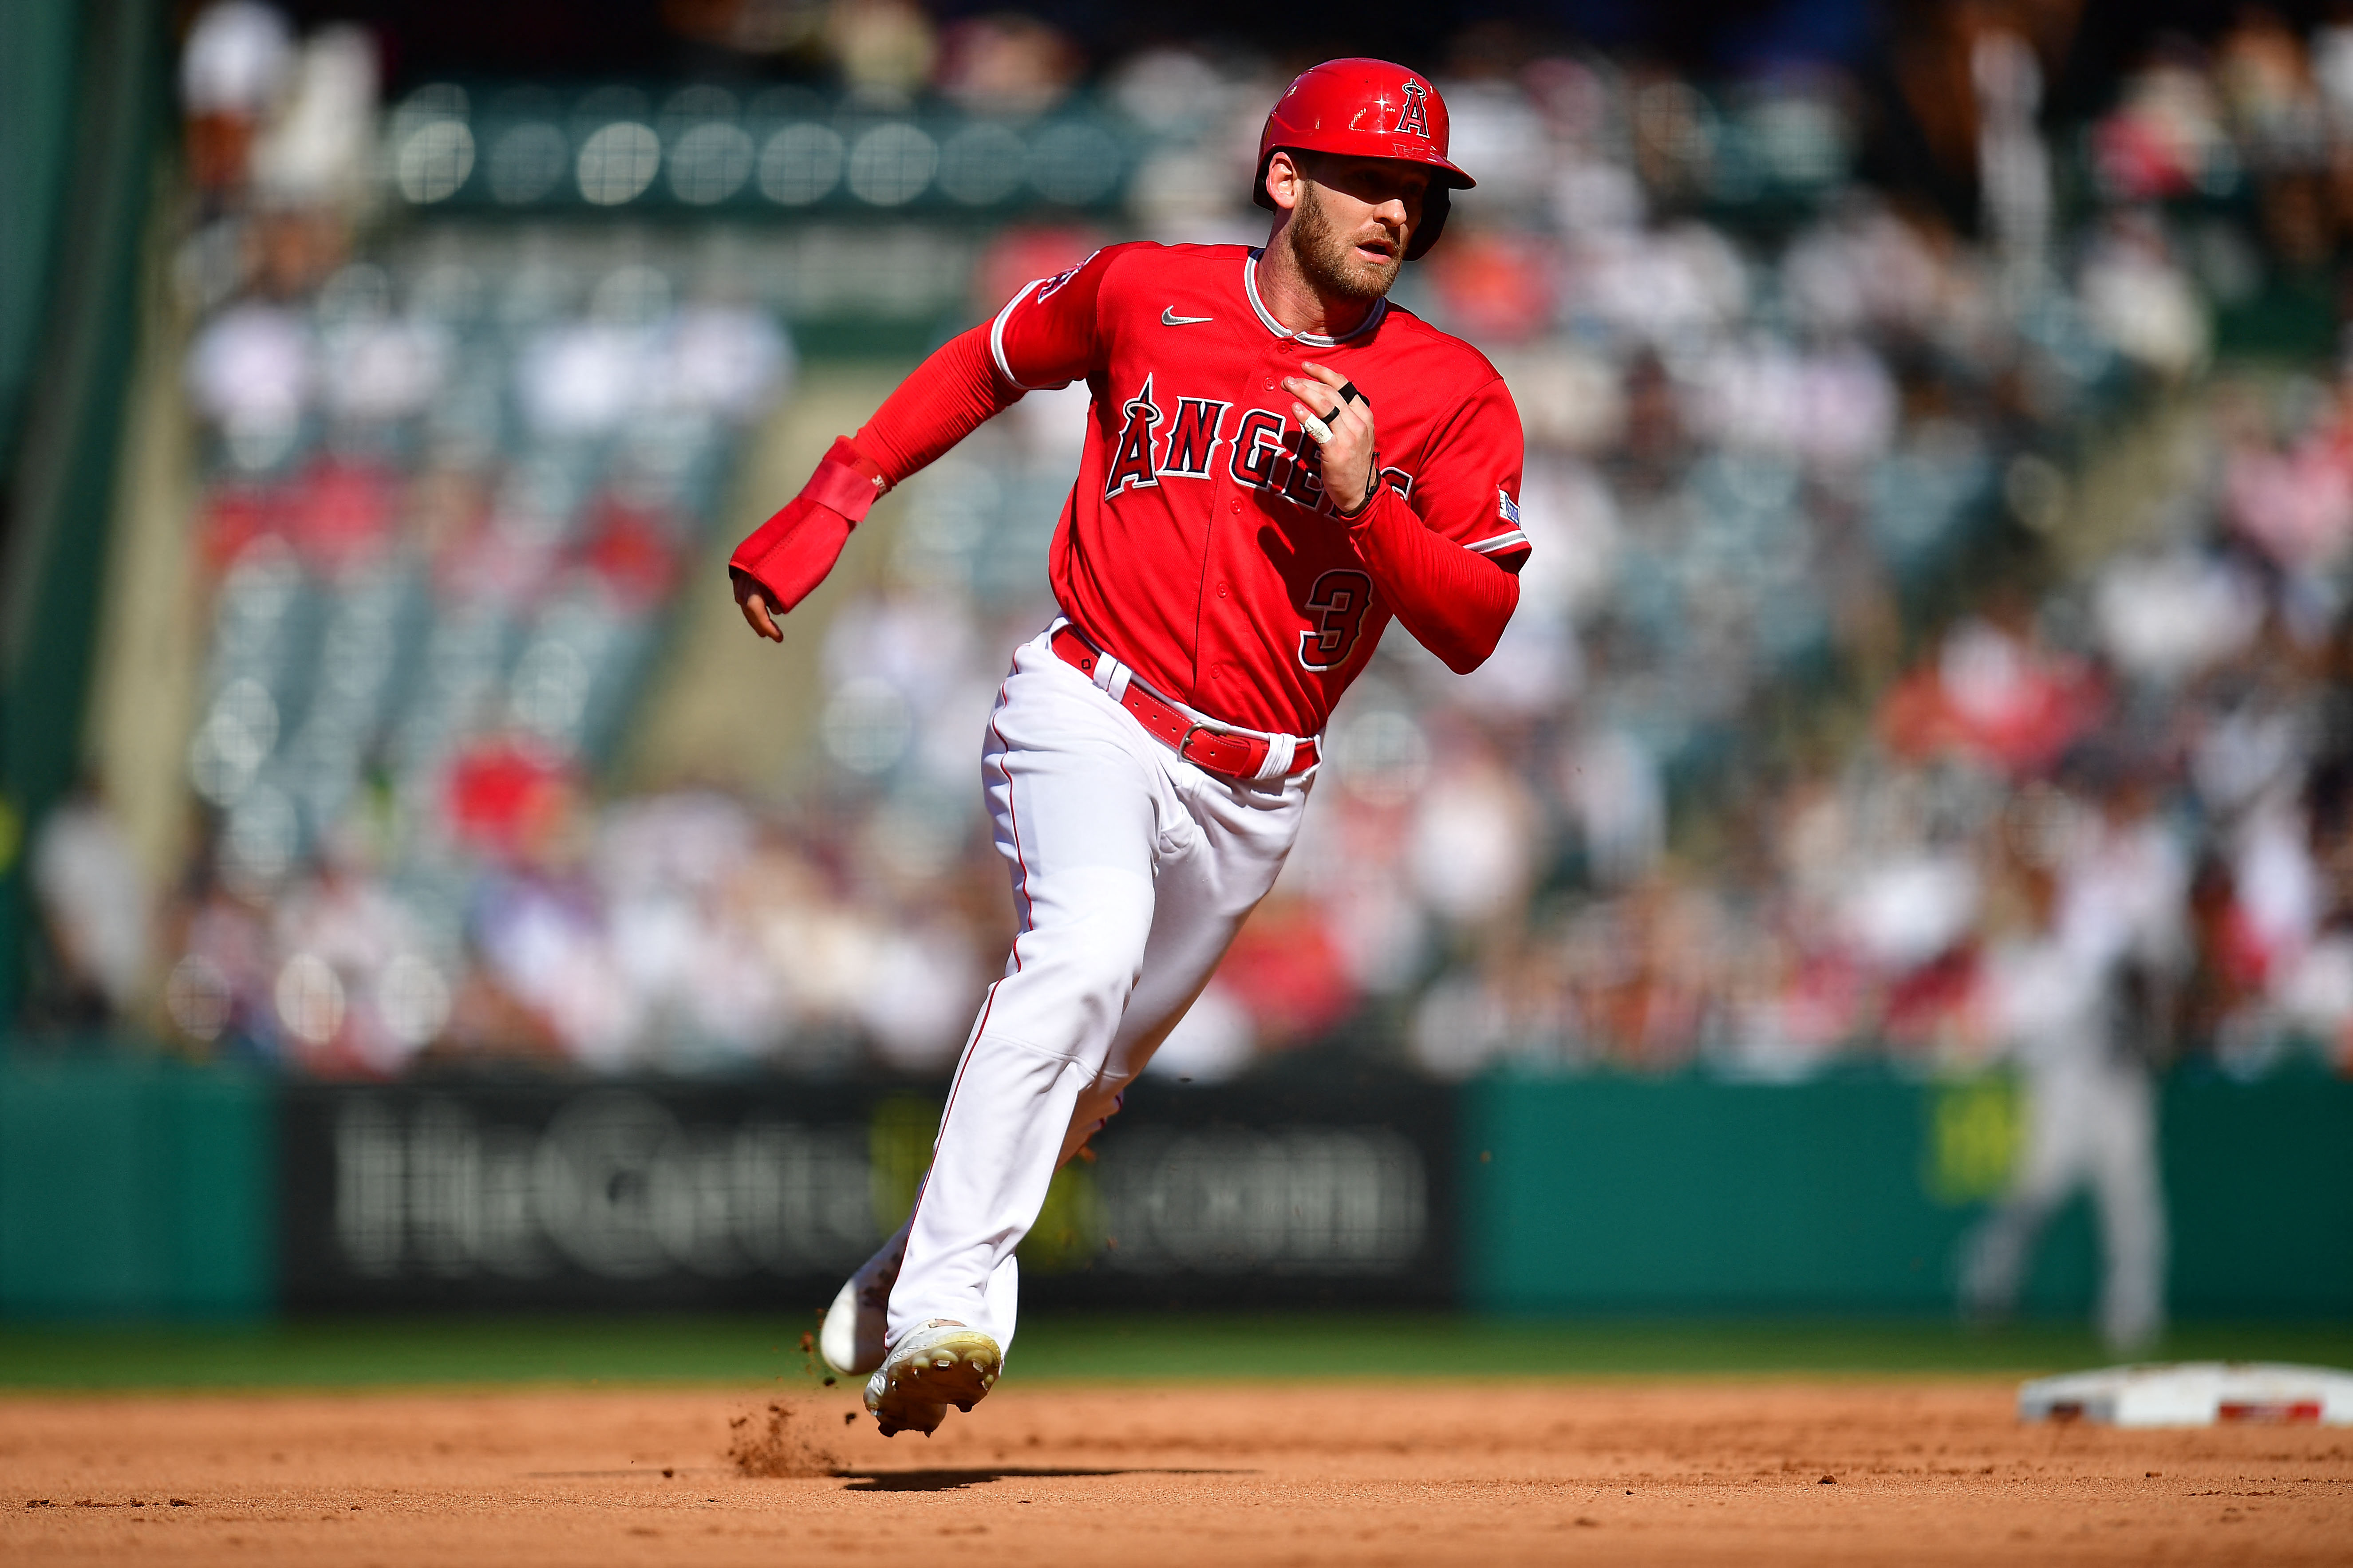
[1178,718,1258,776]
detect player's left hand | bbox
[1283,362,1377,517]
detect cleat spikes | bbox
[865,1323,1003,1437]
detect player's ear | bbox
[1263,149,1306,213]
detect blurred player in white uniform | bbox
[1962,778,2185,1354]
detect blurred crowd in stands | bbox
[27,0,2353,1084]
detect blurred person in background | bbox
[27,784,154,1031]
[1961,760,2186,1354]
[180,0,294,201]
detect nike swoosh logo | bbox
[1161,308,1214,326]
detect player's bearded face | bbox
[1289,173,1410,302]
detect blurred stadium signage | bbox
[279,1077,1455,1310]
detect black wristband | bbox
[1333,455,1380,518]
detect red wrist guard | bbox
[728,437,887,614]
[800,436,888,522]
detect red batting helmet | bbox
[1252,58,1474,261]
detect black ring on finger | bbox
[1337,381,1367,410]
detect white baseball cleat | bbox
[863,1320,1002,1438]
[819,1222,909,1377]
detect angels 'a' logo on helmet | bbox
[1395,79,1431,140]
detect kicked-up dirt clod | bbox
[727,1400,840,1478]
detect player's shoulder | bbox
[1088,240,1251,283]
[1374,301,1510,393]
[1074,243,1252,325]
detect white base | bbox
[2018,1362,2353,1427]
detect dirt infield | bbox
[3,1379,2348,1565]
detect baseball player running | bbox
[728,59,1529,1435]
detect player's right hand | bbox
[726,436,888,635]
[733,569,782,642]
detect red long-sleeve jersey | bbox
[856,241,1527,736]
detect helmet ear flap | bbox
[1404,185,1450,262]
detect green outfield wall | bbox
[0,0,168,1024]
[1462,1071,2353,1318]
[0,1057,273,1317]
[0,1060,2347,1320]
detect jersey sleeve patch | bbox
[1033,256,1093,303]
[990,247,1113,391]
[1468,487,1529,555]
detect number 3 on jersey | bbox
[1297,568,1374,672]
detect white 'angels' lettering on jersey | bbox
[1160,397,1231,477]
[1095,380,1414,515]
[1103,375,1163,498]
[1228,408,1286,491]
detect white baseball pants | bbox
[1961,1059,2167,1353]
[884,626,1313,1353]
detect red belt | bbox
[1051,625,1320,780]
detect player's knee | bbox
[1026,868,1153,990]
[994,868,1154,1059]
